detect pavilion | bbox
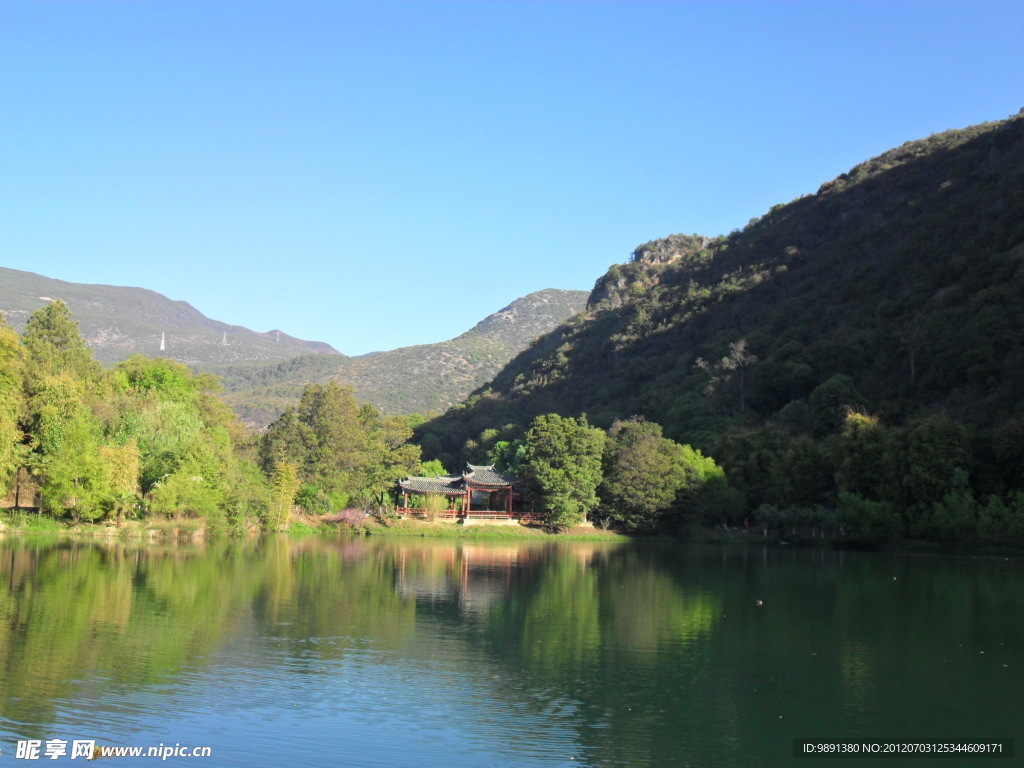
[397,464,529,519]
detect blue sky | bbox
[1,1,1021,355]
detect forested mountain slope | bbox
[216,289,589,425]
[0,267,339,364]
[419,111,1024,509]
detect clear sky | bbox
[1,1,1021,355]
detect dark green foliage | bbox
[522,414,605,530]
[834,412,888,500]
[884,415,973,516]
[839,493,903,545]
[597,419,723,532]
[417,111,1024,544]
[808,375,865,437]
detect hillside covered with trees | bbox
[417,111,1024,545]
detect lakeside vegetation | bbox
[0,300,432,534]
[0,300,721,539]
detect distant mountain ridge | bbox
[215,288,590,424]
[0,267,339,364]
[0,267,588,425]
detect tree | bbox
[773,435,834,508]
[599,419,729,531]
[261,382,368,498]
[808,375,866,437]
[360,410,422,507]
[488,439,527,474]
[522,414,605,530]
[21,300,102,391]
[28,373,104,519]
[261,383,424,512]
[115,355,200,404]
[99,441,140,525]
[267,460,300,531]
[696,338,759,413]
[0,313,24,495]
[128,400,206,494]
[835,411,888,500]
[885,415,972,518]
[598,419,693,531]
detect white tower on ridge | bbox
[160,332,165,352]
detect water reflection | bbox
[0,537,1019,767]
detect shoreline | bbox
[1,511,1020,555]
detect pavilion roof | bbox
[398,475,467,496]
[398,464,520,495]
[463,464,517,488]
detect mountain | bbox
[418,111,1024,475]
[0,267,339,364]
[214,289,590,425]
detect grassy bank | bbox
[0,508,629,542]
[350,518,628,540]
[0,510,214,540]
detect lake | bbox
[0,536,1019,766]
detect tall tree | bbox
[261,382,382,507]
[99,440,140,525]
[696,338,759,413]
[522,414,605,530]
[267,460,300,531]
[21,300,102,391]
[28,373,104,519]
[598,419,722,531]
[0,313,25,495]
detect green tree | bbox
[261,382,368,498]
[885,415,972,518]
[0,313,25,495]
[914,467,977,542]
[488,439,526,474]
[128,400,206,494]
[28,373,104,519]
[115,355,200,404]
[808,375,866,437]
[267,460,300,531]
[522,414,606,530]
[598,419,696,531]
[98,440,140,525]
[21,300,102,391]
[835,411,888,500]
[360,409,422,507]
[773,435,834,508]
[696,338,759,413]
[149,453,224,521]
[838,492,903,545]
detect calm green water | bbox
[0,536,1019,767]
